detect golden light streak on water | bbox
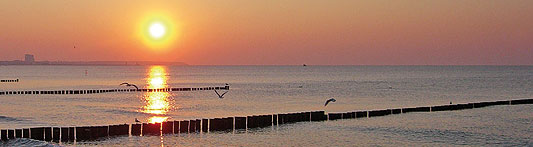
[147,66,167,89]
[143,66,170,123]
[144,92,170,114]
[148,116,169,124]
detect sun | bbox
[149,22,166,39]
[137,12,179,50]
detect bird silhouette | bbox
[120,82,139,90]
[135,118,141,123]
[214,89,229,98]
[324,98,336,106]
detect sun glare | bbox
[138,12,179,50]
[148,116,168,124]
[149,22,166,39]
[141,66,171,123]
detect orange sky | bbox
[0,0,532,65]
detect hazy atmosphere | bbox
[1,0,532,65]
[1,1,533,146]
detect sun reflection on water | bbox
[142,66,171,123]
[148,116,169,124]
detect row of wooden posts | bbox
[0,86,229,96]
[1,98,532,143]
[0,79,18,83]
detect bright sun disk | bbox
[138,13,178,49]
[149,22,166,39]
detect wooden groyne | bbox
[0,85,229,96]
[0,79,18,83]
[1,98,532,143]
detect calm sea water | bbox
[1,65,532,146]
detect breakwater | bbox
[1,98,532,143]
[0,79,18,83]
[0,85,229,95]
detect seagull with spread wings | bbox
[214,89,229,99]
[120,82,139,90]
[324,98,336,106]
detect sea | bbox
[0,65,532,146]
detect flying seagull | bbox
[120,82,139,90]
[214,89,228,99]
[324,98,336,106]
[135,118,141,123]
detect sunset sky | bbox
[0,0,532,65]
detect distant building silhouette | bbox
[25,54,35,63]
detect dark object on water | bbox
[0,79,19,83]
[223,83,230,90]
[120,82,139,90]
[1,129,7,141]
[142,123,161,136]
[214,89,228,98]
[325,98,336,106]
[131,124,141,136]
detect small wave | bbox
[105,109,144,115]
[0,115,25,122]
[0,138,59,147]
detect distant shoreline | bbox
[0,61,188,66]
